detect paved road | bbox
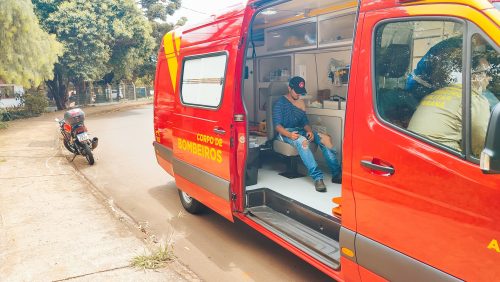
[73,105,333,282]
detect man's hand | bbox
[289,131,300,140]
[318,132,334,149]
[306,131,314,142]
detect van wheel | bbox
[178,190,205,214]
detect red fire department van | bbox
[153,0,500,280]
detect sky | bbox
[167,0,247,25]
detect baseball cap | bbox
[289,76,307,95]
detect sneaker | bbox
[314,179,327,192]
[332,175,342,184]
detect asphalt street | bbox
[74,105,333,282]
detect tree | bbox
[136,0,185,85]
[108,0,155,82]
[140,0,181,21]
[0,0,62,88]
[32,0,155,109]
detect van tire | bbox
[178,190,206,214]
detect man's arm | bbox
[276,124,300,140]
[304,124,314,141]
[471,95,490,156]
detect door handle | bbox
[213,127,226,135]
[361,160,395,175]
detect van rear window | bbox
[181,53,227,108]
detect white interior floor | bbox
[246,165,341,216]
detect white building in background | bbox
[0,84,24,108]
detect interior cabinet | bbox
[266,18,317,53]
[258,55,292,82]
[318,12,356,47]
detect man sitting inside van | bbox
[272,76,342,192]
[408,54,492,156]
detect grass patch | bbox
[130,244,175,270]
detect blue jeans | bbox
[279,128,341,181]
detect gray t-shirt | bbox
[408,84,490,155]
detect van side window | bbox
[374,20,465,154]
[181,53,227,108]
[470,34,499,158]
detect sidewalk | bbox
[0,100,199,281]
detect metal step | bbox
[246,189,341,269]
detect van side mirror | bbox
[481,104,500,174]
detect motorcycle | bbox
[56,108,98,165]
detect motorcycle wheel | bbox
[63,139,77,154]
[82,143,95,165]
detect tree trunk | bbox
[75,80,89,105]
[132,82,136,100]
[46,66,68,110]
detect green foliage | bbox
[141,0,181,21]
[0,88,49,121]
[32,0,160,108]
[146,3,167,21]
[46,0,113,82]
[22,91,49,116]
[37,0,157,82]
[0,106,11,128]
[136,0,185,84]
[134,21,174,84]
[130,244,175,270]
[0,0,63,87]
[27,0,182,105]
[108,0,155,81]
[42,0,156,82]
[3,107,32,120]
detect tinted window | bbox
[375,20,465,153]
[470,34,499,158]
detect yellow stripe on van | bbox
[309,1,357,17]
[484,8,500,29]
[406,4,500,46]
[164,31,182,92]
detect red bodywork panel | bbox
[349,3,500,281]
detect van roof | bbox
[175,2,247,34]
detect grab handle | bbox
[213,127,226,135]
[361,159,395,175]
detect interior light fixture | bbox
[261,9,277,15]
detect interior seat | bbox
[266,82,304,178]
